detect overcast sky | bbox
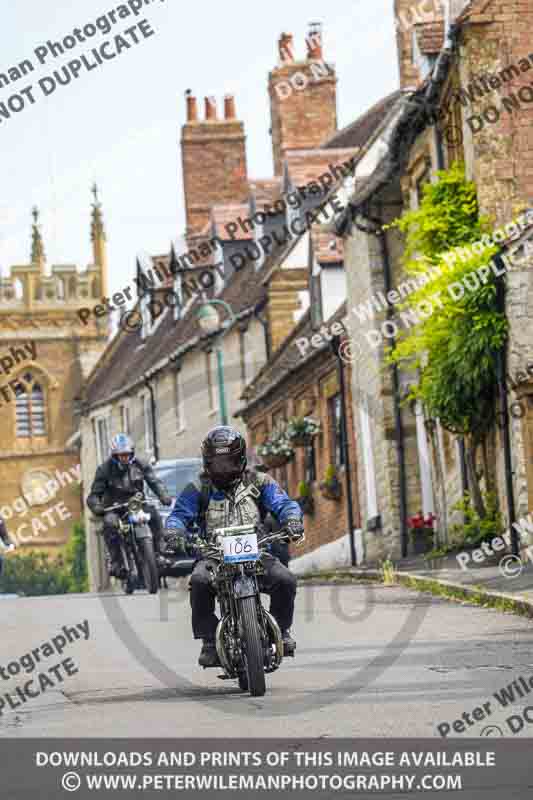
[0,0,398,303]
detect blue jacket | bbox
[165,472,302,534]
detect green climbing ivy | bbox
[387,163,509,516]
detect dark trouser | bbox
[102,503,163,563]
[190,552,297,640]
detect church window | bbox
[15,373,46,438]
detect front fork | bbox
[215,568,283,675]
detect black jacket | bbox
[87,457,170,516]
[0,517,11,546]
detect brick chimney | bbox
[268,24,337,176]
[394,0,445,89]
[181,91,249,236]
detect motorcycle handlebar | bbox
[103,492,145,514]
[196,526,293,558]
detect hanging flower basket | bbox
[286,417,321,448]
[320,479,343,501]
[319,466,343,501]
[257,429,294,469]
[261,452,293,469]
[298,494,315,515]
[296,481,315,515]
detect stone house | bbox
[326,0,533,562]
[0,196,108,554]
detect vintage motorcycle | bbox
[104,492,159,595]
[196,522,296,697]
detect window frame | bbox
[304,438,317,483]
[120,404,130,435]
[328,393,345,468]
[142,393,155,455]
[94,416,110,463]
[175,370,186,433]
[15,372,47,439]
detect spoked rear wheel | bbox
[239,596,266,697]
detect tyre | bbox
[239,596,266,697]
[140,539,159,594]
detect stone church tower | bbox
[0,189,109,553]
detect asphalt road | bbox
[1,580,533,739]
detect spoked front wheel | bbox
[239,596,266,697]
[140,538,159,594]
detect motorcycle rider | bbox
[87,433,172,578]
[0,516,15,578]
[163,426,304,668]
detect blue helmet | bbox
[110,433,134,467]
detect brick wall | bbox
[245,346,360,559]
[458,1,533,521]
[181,95,249,236]
[393,0,445,89]
[268,31,337,175]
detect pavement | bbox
[1,576,533,740]
[383,551,533,609]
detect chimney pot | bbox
[224,95,236,120]
[205,96,217,120]
[307,22,323,59]
[186,93,198,121]
[278,32,294,62]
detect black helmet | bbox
[201,426,247,490]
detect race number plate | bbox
[222,533,259,563]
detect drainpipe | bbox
[353,204,409,559]
[331,335,357,566]
[143,374,160,462]
[253,301,271,360]
[494,256,518,555]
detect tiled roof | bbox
[211,204,253,241]
[85,89,401,413]
[84,256,270,409]
[323,91,402,150]
[285,148,359,187]
[415,20,445,54]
